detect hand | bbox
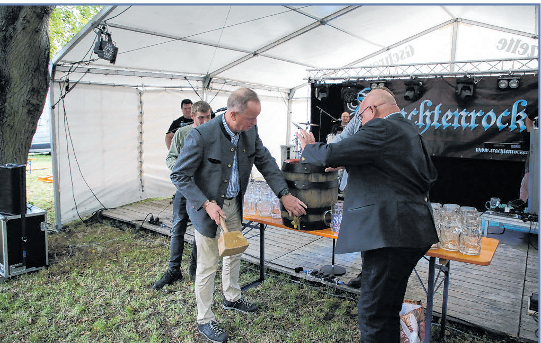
[324,166,344,172]
[295,129,316,151]
[205,201,226,226]
[281,193,307,217]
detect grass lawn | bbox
[0,154,522,342]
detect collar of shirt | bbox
[222,114,240,146]
[382,112,400,120]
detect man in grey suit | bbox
[171,88,307,343]
[297,88,438,342]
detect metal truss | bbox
[307,58,539,82]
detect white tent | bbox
[50,4,539,226]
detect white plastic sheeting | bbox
[50,4,538,225]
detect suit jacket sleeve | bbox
[302,119,386,168]
[170,129,208,209]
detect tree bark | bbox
[0,5,54,165]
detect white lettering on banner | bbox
[402,99,528,134]
[372,45,414,66]
[496,37,538,57]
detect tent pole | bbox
[286,89,294,146]
[450,20,459,73]
[49,63,62,230]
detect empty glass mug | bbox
[430,202,442,249]
[440,204,461,251]
[485,197,501,210]
[459,209,482,255]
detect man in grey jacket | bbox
[298,89,438,343]
[171,88,307,343]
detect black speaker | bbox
[0,164,26,215]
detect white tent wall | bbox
[53,83,310,224]
[139,89,199,198]
[54,84,143,223]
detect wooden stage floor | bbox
[101,198,539,342]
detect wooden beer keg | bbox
[281,159,339,230]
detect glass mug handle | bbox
[324,210,333,227]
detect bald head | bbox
[359,89,400,125]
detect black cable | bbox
[184,77,203,101]
[61,97,107,210]
[103,6,132,23]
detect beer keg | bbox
[281,159,338,230]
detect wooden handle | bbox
[210,200,228,232]
[220,216,228,233]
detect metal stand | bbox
[320,239,346,276]
[241,222,265,291]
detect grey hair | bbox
[227,88,260,113]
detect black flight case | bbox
[0,204,48,278]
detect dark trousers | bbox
[170,189,197,271]
[358,246,429,343]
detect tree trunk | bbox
[0,6,54,165]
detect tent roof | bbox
[52,4,539,96]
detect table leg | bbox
[424,256,436,343]
[241,223,266,291]
[440,261,450,340]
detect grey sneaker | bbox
[152,269,182,290]
[223,297,257,313]
[198,320,228,343]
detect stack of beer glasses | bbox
[243,179,257,215]
[459,207,482,255]
[256,183,273,217]
[430,203,442,249]
[440,204,461,251]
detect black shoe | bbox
[198,320,228,343]
[347,272,362,289]
[152,269,182,290]
[223,297,257,313]
[189,259,197,281]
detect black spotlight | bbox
[341,84,358,103]
[455,77,475,101]
[315,84,329,101]
[94,26,118,64]
[403,79,423,102]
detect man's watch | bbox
[278,188,290,199]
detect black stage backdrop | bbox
[310,75,538,210]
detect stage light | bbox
[341,86,358,103]
[371,80,389,90]
[403,79,423,102]
[497,77,520,90]
[315,84,329,101]
[455,77,475,101]
[94,26,118,64]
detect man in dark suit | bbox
[297,88,438,342]
[171,88,307,343]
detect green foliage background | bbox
[49,6,103,59]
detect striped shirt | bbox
[222,114,240,198]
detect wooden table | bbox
[422,237,499,342]
[241,214,338,290]
[242,214,499,343]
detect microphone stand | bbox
[316,106,339,142]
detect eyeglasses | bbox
[358,105,375,121]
